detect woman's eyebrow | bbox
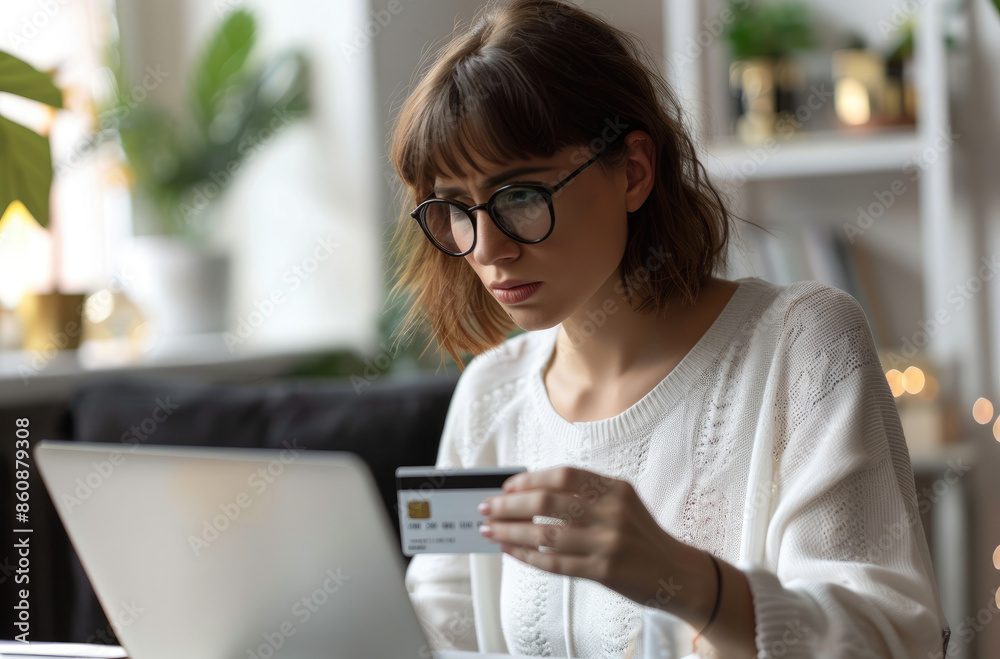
[433,165,555,196]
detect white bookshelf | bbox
[663,0,979,394]
[701,129,924,180]
[663,0,974,650]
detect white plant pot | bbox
[120,236,231,336]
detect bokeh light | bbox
[902,367,925,395]
[973,398,995,425]
[885,369,904,397]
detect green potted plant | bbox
[101,8,310,335]
[0,50,89,351]
[724,0,816,143]
[0,51,62,228]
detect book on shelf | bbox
[737,220,889,349]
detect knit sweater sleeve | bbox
[737,286,950,659]
[403,359,483,652]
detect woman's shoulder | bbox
[744,278,880,379]
[740,276,872,337]
[451,327,557,402]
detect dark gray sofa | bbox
[6,372,459,643]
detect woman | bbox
[388,1,951,657]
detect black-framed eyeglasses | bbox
[409,147,607,257]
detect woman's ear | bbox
[622,130,655,214]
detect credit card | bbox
[395,465,526,556]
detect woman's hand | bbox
[477,465,706,614]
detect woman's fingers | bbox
[484,488,596,525]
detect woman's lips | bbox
[492,282,541,304]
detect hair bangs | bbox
[404,53,561,196]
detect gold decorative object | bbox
[832,47,915,128]
[730,57,804,143]
[79,289,149,366]
[832,49,885,127]
[15,291,87,352]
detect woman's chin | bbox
[505,309,561,333]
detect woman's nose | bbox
[471,209,519,265]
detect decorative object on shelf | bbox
[724,0,816,143]
[831,40,887,128]
[0,305,24,350]
[882,23,917,125]
[97,8,310,335]
[15,291,86,352]
[880,350,962,451]
[79,287,148,367]
[831,28,918,129]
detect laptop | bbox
[34,440,511,659]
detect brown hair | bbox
[387,0,739,370]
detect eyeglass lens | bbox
[422,187,551,254]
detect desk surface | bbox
[436,653,552,659]
[0,642,541,659]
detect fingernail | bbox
[478,500,491,515]
[479,523,493,537]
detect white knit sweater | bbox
[404,276,951,658]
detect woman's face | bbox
[432,135,650,331]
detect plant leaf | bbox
[0,115,53,227]
[192,9,256,129]
[0,50,63,108]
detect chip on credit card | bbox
[395,465,527,556]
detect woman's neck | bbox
[548,276,739,386]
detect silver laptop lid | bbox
[35,440,434,659]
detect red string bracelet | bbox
[691,552,722,653]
